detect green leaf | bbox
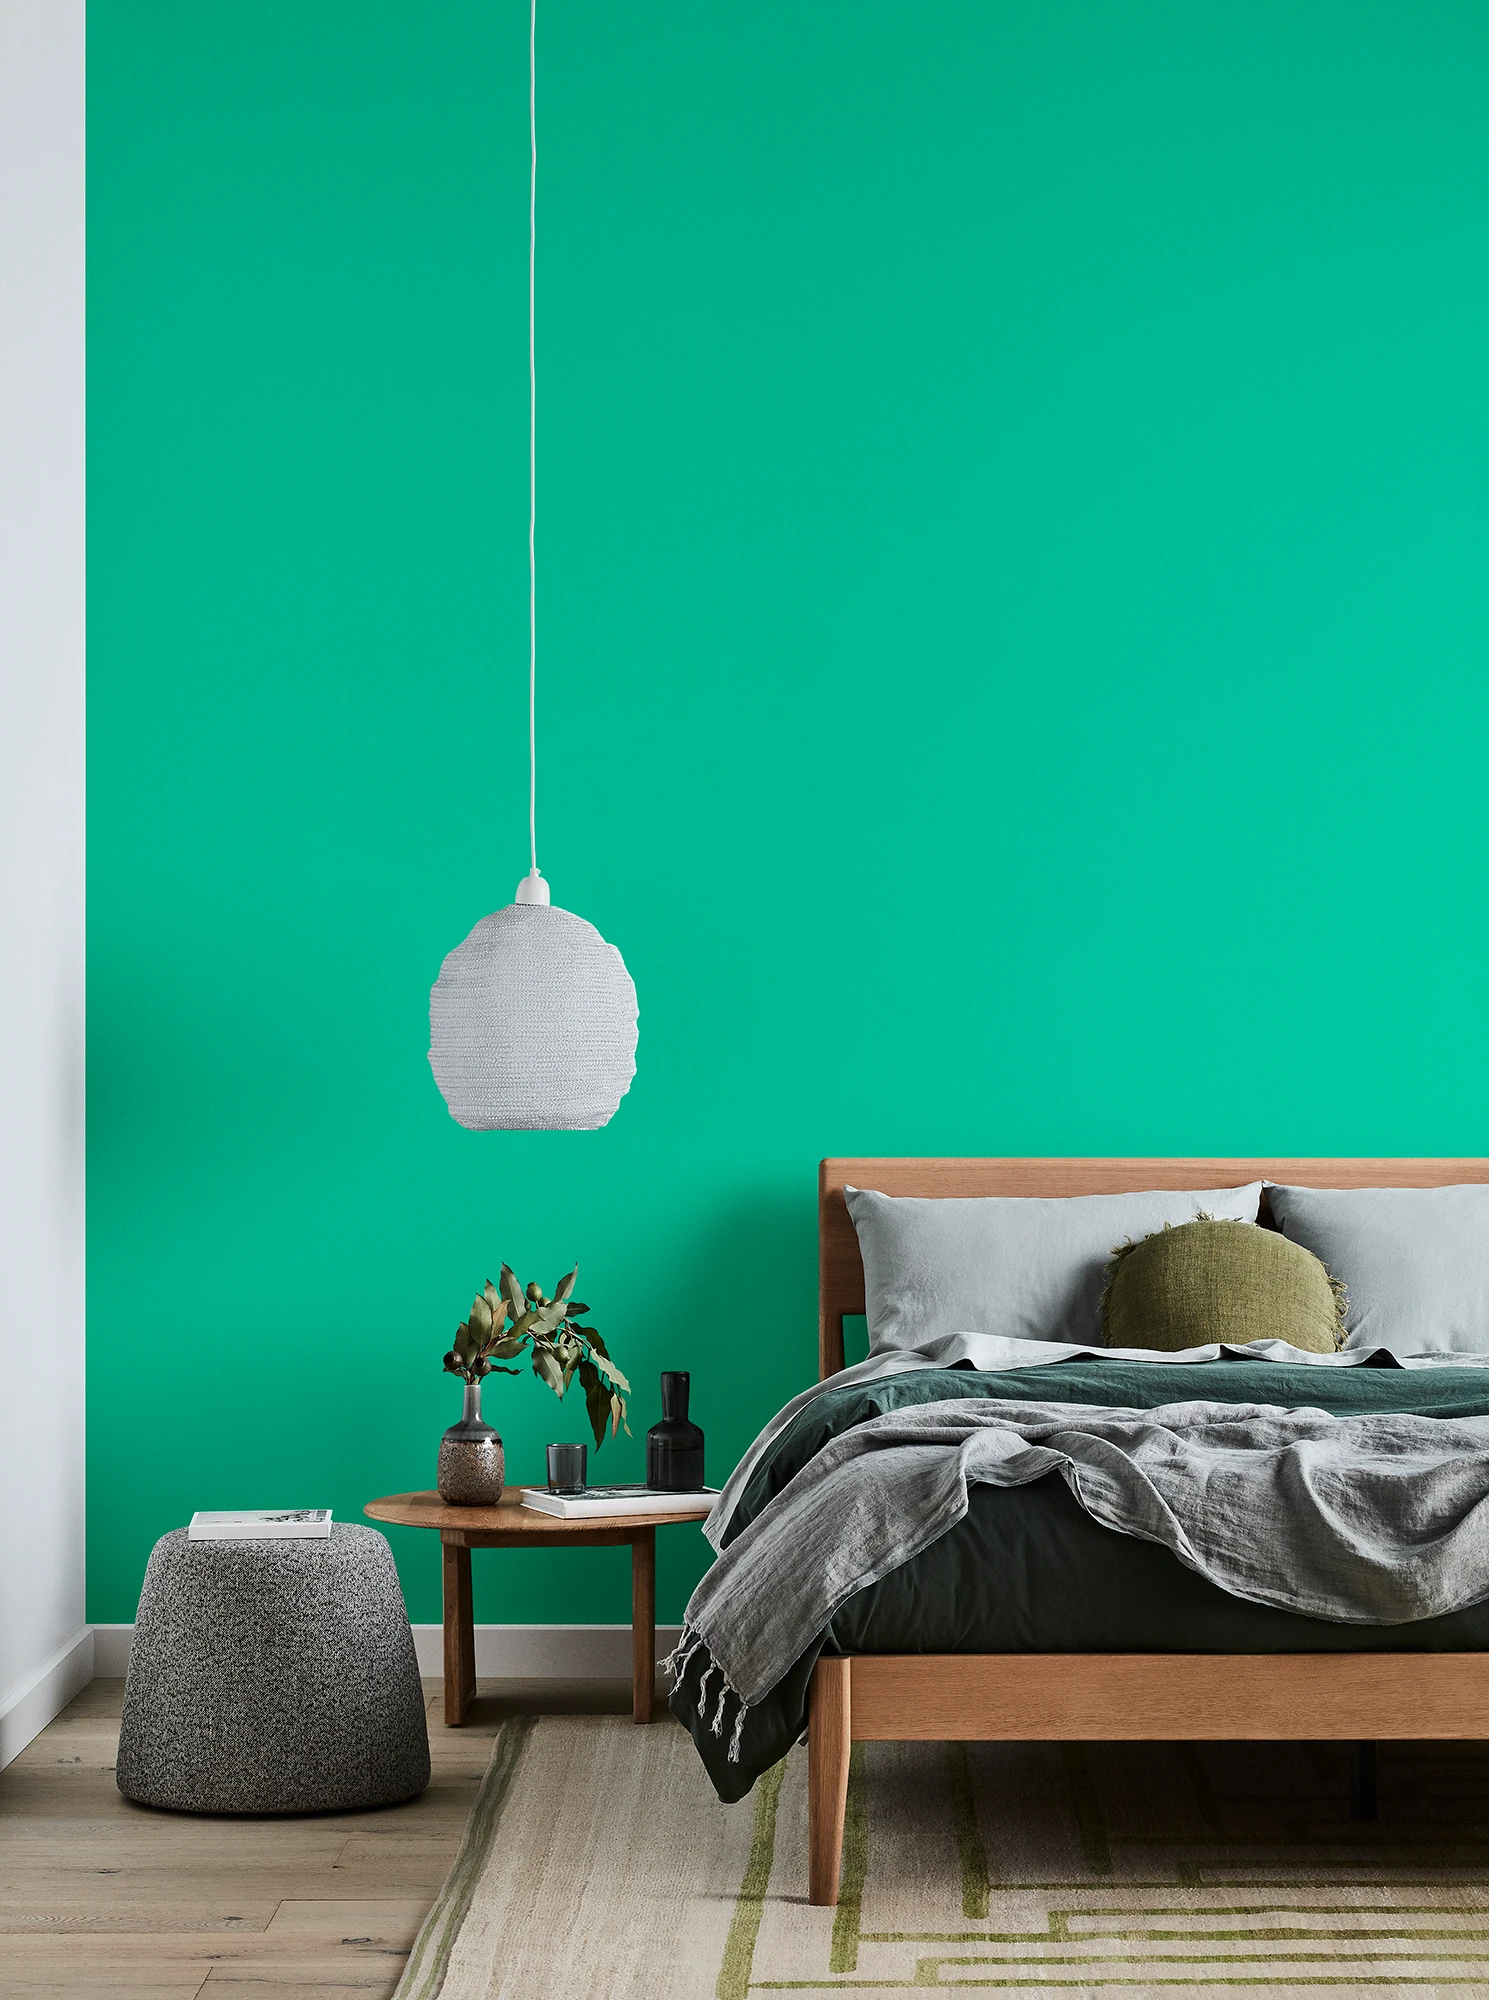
[567,1302,589,1318]
[500,1264,526,1316]
[532,1344,565,1396]
[554,1266,578,1306]
[594,1354,631,1395]
[610,1393,624,1440]
[584,1373,610,1448]
[483,1279,503,1318]
[577,1359,605,1434]
[468,1295,493,1339]
[583,1326,608,1357]
[489,1335,526,1360]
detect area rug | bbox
[394,1715,1489,1998]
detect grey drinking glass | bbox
[546,1442,587,1494]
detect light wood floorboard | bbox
[0,1673,655,1999]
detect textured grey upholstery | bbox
[116,1524,430,1815]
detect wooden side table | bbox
[364,1488,714,1726]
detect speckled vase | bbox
[437,1382,505,1504]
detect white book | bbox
[188,1509,332,1541]
[519,1485,718,1521]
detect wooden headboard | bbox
[818,1157,1489,1379]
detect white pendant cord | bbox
[516,0,546,907]
[527,0,538,879]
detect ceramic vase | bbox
[645,1371,705,1491]
[437,1381,505,1504]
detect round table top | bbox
[364,1487,716,1535]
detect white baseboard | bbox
[91,1622,684,1681]
[0,1626,95,1770]
[408,1622,686,1679]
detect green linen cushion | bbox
[1101,1218,1345,1355]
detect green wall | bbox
[88,1,1489,1625]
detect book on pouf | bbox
[519,1485,718,1520]
[188,1509,332,1541]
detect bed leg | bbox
[1350,1741,1377,1821]
[808,1655,852,1907]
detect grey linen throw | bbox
[670,1396,1489,1760]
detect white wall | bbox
[0,0,89,1767]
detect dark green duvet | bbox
[671,1357,1489,1800]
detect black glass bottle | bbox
[646,1371,705,1491]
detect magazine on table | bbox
[519,1485,718,1520]
[187,1509,333,1541]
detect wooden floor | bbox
[0,1674,649,1999]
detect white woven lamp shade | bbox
[429,899,638,1131]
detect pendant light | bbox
[429,0,638,1132]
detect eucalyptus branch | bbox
[441,1263,630,1449]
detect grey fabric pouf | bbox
[116,1523,430,1815]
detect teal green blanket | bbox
[672,1359,1489,1801]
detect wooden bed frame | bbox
[805,1156,1489,1905]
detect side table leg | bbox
[631,1528,656,1724]
[442,1540,476,1727]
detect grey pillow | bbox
[1265,1183,1489,1356]
[845,1183,1264,1353]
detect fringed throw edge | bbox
[662,1621,750,1763]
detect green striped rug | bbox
[394,1716,1489,1998]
